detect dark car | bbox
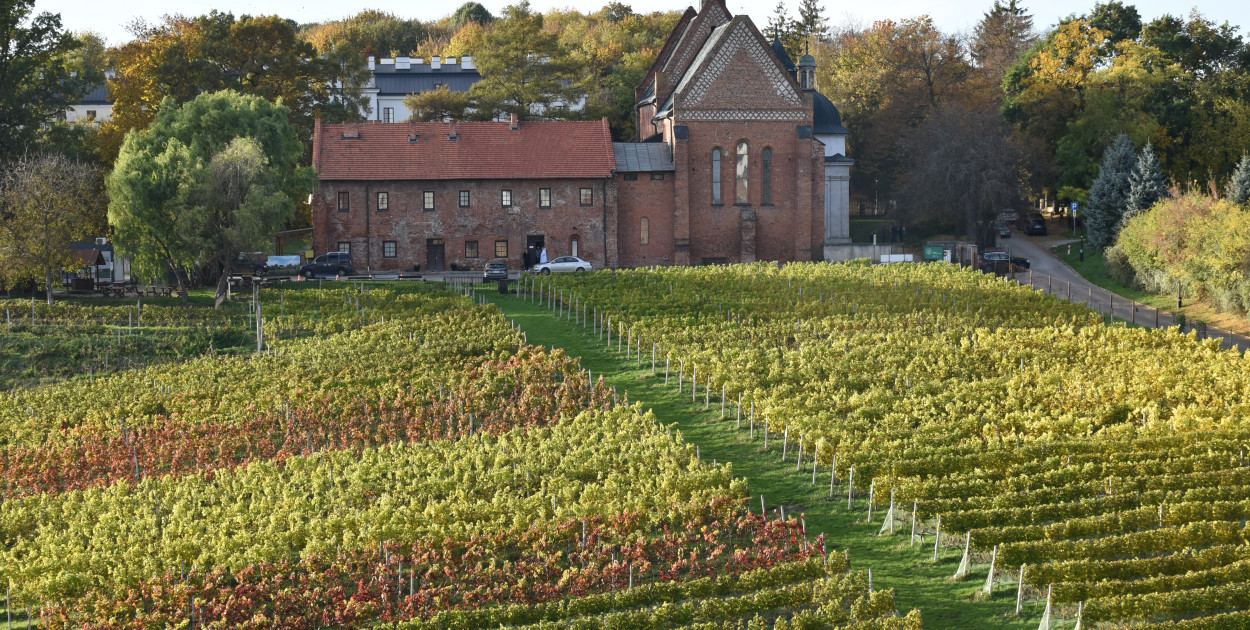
[236,252,268,276]
[1016,213,1048,236]
[980,250,1030,271]
[992,221,1011,238]
[299,251,355,278]
[483,262,508,281]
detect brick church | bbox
[310,0,852,272]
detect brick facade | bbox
[312,178,613,272]
[310,0,844,272]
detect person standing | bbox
[539,246,548,264]
[522,249,531,271]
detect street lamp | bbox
[874,179,879,215]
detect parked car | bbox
[299,251,355,278]
[997,209,1019,223]
[533,256,593,274]
[236,252,268,276]
[992,221,1011,238]
[980,250,1030,270]
[483,262,508,281]
[1016,213,1048,236]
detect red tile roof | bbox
[313,118,615,181]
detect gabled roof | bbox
[613,143,675,172]
[313,119,615,181]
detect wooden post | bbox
[678,359,683,393]
[665,357,670,385]
[720,383,726,418]
[910,500,920,545]
[652,343,656,375]
[1016,564,1026,615]
[867,480,875,521]
[830,456,837,498]
[933,515,942,560]
[812,442,819,484]
[847,466,855,509]
[982,545,998,596]
[760,494,767,517]
[736,392,742,428]
[782,425,789,460]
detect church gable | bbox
[660,0,732,81]
[675,18,806,121]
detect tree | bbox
[971,0,1037,81]
[1086,133,1135,249]
[1229,155,1250,205]
[404,85,474,121]
[301,10,430,58]
[107,91,314,304]
[0,0,87,163]
[1087,1,1141,49]
[897,104,1025,243]
[469,2,581,121]
[793,0,829,46]
[99,12,369,163]
[451,2,495,28]
[1125,142,1166,218]
[0,153,106,304]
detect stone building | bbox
[310,0,851,271]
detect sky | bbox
[33,0,1250,48]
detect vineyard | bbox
[0,282,911,630]
[528,261,1250,628]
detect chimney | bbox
[367,55,375,70]
[461,55,475,70]
[431,55,441,70]
[509,113,519,130]
[396,56,411,70]
[446,57,456,65]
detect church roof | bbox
[613,142,675,172]
[313,119,615,181]
[771,35,796,74]
[812,91,848,135]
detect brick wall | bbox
[616,172,676,267]
[312,178,614,272]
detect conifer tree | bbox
[1230,155,1250,206]
[1085,133,1135,249]
[1125,142,1167,219]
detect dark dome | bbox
[771,34,796,75]
[812,91,848,135]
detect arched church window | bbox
[640,217,650,245]
[711,148,722,204]
[736,141,749,203]
[762,147,773,204]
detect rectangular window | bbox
[623,173,638,181]
[501,190,512,207]
[494,239,509,258]
[86,110,97,121]
[651,173,665,180]
[337,241,351,253]
[465,240,479,258]
[580,188,593,205]
[383,107,395,123]
[423,191,435,211]
[338,191,350,211]
[459,190,470,208]
[539,188,551,208]
[383,241,397,258]
[376,191,389,211]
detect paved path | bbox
[991,230,1248,352]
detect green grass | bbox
[486,288,1048,630]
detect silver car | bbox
[533,256,593,274]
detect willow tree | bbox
[107,90,314,305]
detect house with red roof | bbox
[309,0,851,272]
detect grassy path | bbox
[485,288,1051,630]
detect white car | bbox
[534,256,593,274]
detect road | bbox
[990,228,1249,352]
